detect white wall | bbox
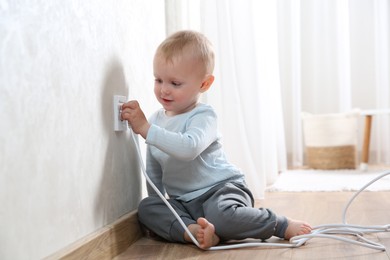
[0,1,165,259]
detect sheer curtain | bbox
[166,0,287,199]
[279,0,390,166]
[164,0,390,198]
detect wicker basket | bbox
[306,145,356,169]
[302,111,359,170]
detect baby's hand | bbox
[121,100,150,139]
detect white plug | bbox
[113,95,127,131]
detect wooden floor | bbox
[115,192,390,260]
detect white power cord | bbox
[129,130,390,251]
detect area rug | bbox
[266,168,390,192]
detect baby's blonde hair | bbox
[155,30,215,75]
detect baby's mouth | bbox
[162,98,173,103]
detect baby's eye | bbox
[155,78,162,84]
[171,81,182,87]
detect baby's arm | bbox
[147,109,218,161]
[121,100,150,139]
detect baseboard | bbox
[45,210,142,260]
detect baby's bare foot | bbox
[284,218,312,240]
[185,218,220,249]
[196,218,220,249]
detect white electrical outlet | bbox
[113,95,127,131]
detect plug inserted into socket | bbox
[114,95,127,131]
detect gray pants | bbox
[138,182,288,243]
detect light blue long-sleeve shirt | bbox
[145,103,245,202]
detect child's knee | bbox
[139,196,154,209]
[138,196,151,213]
[137,196,160,221]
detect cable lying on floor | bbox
[130,130,390,251]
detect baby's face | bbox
[153,52,207,116]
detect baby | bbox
[121,30,312,249]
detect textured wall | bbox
[0,1,165,259]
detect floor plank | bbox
[116,192,390,260]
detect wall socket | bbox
[113,95,127,131]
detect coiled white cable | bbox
[129,129,390,251]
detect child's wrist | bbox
[141,123,151,139]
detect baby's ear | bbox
[200,75,214,93]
